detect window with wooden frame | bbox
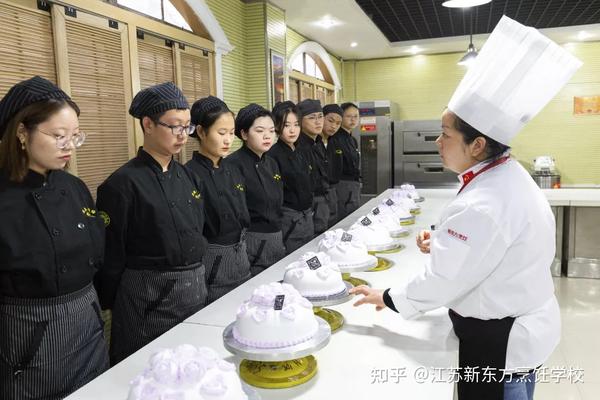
[288,51,336,105]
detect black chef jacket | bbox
[226,145,283,233]
[328,128,361,181]
[322,139,341,185]
[186,151,250,245]
[267,140,313,211]
[0,169,104,298]
[295,132,329,196]
[95,148,207,309]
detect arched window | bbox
[291,53,325,81]
[116,0,192,31]
[288,51,336,105]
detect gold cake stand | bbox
[223,317,331,389]
[308,281,355,333]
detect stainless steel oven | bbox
[393,119,458,188]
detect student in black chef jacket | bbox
[95,82,208,365]
[330,102,361,219]
[295,99,335,235]
[0,76,109,399]
[185,96,251,303]
[322,104,344,225]
[267,101,314,254]
[226,104,285,276]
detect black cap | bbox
[0,76,75,139]
[297,99,322,118]
[234,103,270,139]
[272,100,295,115]
[323,104,343,117]
[190,96,228,137]
[129,82,188,119]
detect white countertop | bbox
[66,187,599,400]
[67,189,458,400]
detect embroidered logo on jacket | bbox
[98,211,110,227]
[447,228,468,242]
[335,149,343,155]
[81,207,97,217]
[192,190,201,200]
[234,183,245,192]
[273,174,282,182]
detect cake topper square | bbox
[341,232,353,242]
[306,256,322,270]
[274,294,285,310]
[386,199,394,206]
[372,207,380,215]
[361,216,372,226]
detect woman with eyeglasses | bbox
[226,103,285,276]
[95,82,209,365]
[185,96,252,303]
[0,76,109,399]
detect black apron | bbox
[245,230,286,276]
[312,195,330,235]
[281,207,314,254]
[109,263,207,365]
[449,309,515,400]
[204,231,252,304]
[335,180,361,219]
[0,284,109,400]
[325,187,339,227]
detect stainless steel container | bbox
[532,171,561,189]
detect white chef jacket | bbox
[389,154,560,371]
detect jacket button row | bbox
[77,222,85,230]
[60,265,68,273]
[88,257,95,266]
[170,201,176,208]
[52,228,60,236]
[34,193,42,200]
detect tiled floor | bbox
[534,277,600,399]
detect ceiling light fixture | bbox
[442,0,492,7]
[458,8,478,66]
[406,45,422,54]
[351,42,358,47]
[314,16,340,29]
[577,31,593,41]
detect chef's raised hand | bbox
[349,285,386,311]
[416,229,431,254]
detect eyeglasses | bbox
[157,121,195,136]
[38,129,87,149]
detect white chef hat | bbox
[448,15,582,145]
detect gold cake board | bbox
[239,356,317,389]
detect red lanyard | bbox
[458,156,510,194]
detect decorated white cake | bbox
[233,282,318,349]
[380,197,417,223]
[367,206,412,236]
[283,252,347,298]
[391,190,421,214]
[127,345,248,400]
[347,216,396,251]
[317,229,378,269]
[399,183,424,202]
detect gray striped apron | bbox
[335,180,361,220]
[325,187,339,227]
[246,230,286,276]
[204,232,252,304]
[0,284,109,400]
[312,195,330,235]
[282,207,315,255]
[109,263,207,365]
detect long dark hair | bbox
[0,98,79,182]
[452,112,510,160]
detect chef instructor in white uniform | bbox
[350,16,582,400]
